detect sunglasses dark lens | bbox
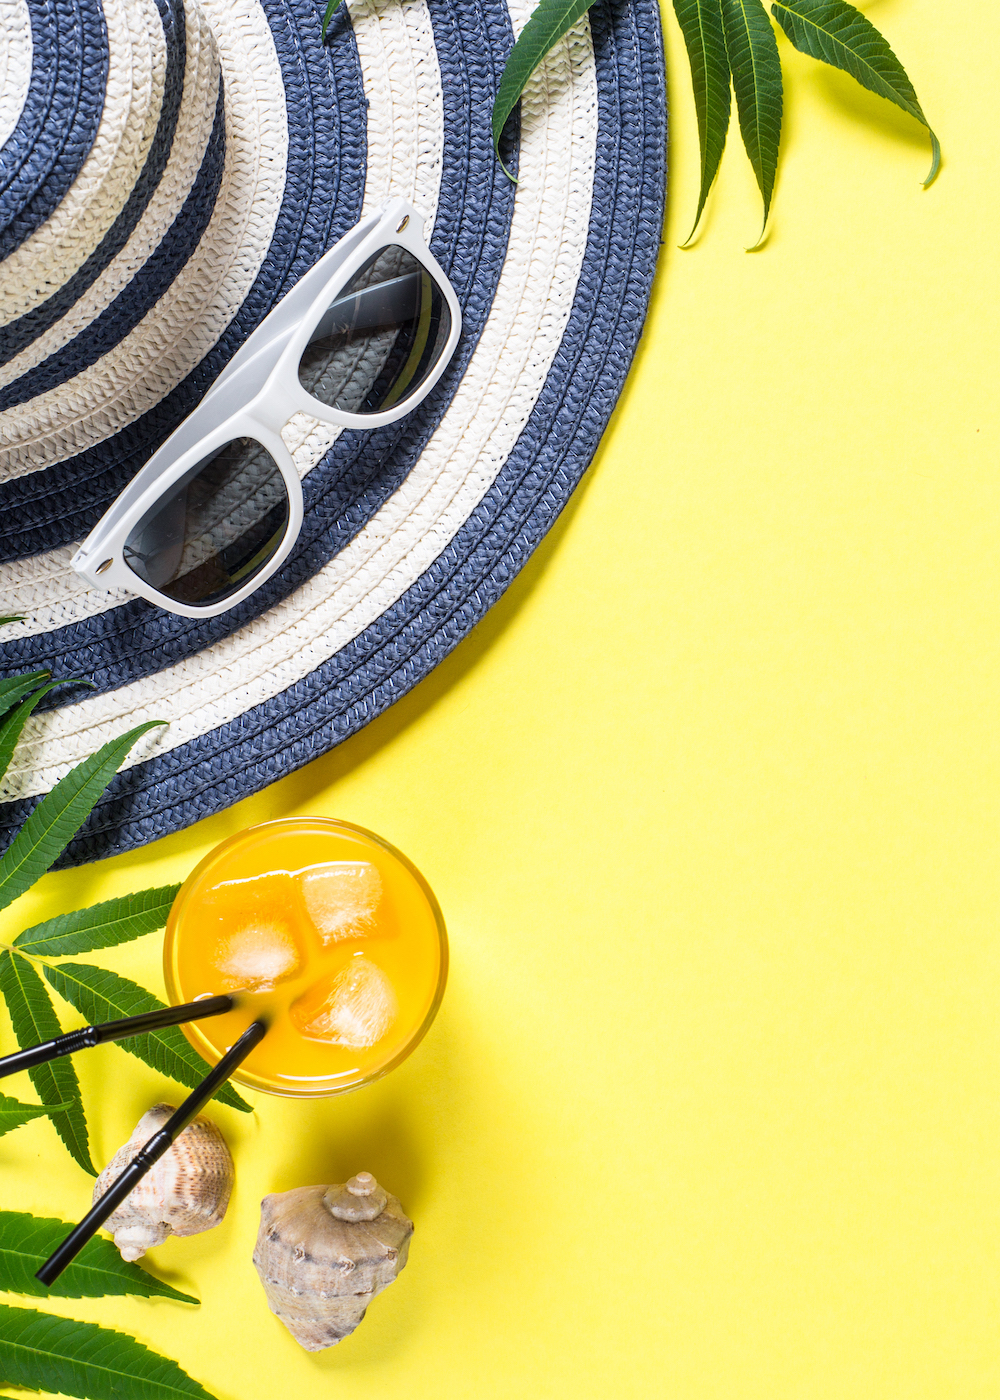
[298,243,452,415]
[123,437,289,607]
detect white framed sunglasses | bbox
[71,199,462,618]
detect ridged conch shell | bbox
[94,1104,235,1261]
[253,1172,413,1350]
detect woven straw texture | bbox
[0,0,666,865]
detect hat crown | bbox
[0,0,224,479]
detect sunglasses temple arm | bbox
[36,1019,266,1288]
[0,994,234,1080]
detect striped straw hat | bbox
[0,0,666,865]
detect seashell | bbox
[253,1171,413,1350]
[94,1104,235,1262]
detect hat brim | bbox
[0,0,666,866]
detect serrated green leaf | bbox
[771,0,938,184]
[492,0,594,175]
[15,886,181,957]
[0,672,50,722]
[43,964,251,1113]
[0,1305,217,1400]
[320,0,342,39]
[721,0,783,239]
[0,721,165,915]
[0,679,89,787]
[0,952,95,1174]
[0,1212,196,1304]
[674,0,732,244]
[0,1093,66,1139]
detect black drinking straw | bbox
[0,994,236,1080]
[36,1019,267,1287]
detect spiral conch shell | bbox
[253,1172,413,1350]
[94,1104,235,1261]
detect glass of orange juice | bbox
[163,817,447,1097]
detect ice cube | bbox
[214,920,301,993]
[300,861,383,943]
[290,957,397,1048]
[205,870,293,909]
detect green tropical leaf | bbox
[0,721,165,915]
[492,0,594,174]
[0,1305,217,1400]
[0,618,24,627]
[721,0,783,239]
[43,963,251,1113]
[0,1212,196,1304]
[320,0,342,39]
[771,0,938,184]
[0,1093,66,1139]
[15,886,181,957]
[0,671,50,722]
[0,679,89,787]
[674,0,732,244]
[0,951,95,1174]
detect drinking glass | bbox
[163,817,447,1098]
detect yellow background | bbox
[2,1,998,1394]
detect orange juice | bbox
[163,818,447,1097]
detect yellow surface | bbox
[2,1,999,1394]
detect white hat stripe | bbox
[0,0,33,156]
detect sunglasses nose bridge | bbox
[244,392,289,437]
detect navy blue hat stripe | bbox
[0,0,188,373]
[0,83,224,412]
[0,0,109,256]
[422,0,516,271]
[243,0,366,361]
[0,0,61,203]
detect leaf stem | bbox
[0,943,56,969]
